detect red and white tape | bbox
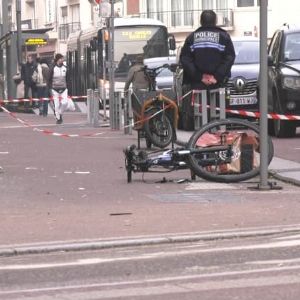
[194,103,300,121]
[0,104,106,138]
[0,95,87,104]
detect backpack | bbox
[32,64,43,85]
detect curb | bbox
[1,224,300,257]
[269,170,300,187]
[175,137,300,188]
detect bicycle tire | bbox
[144,107,174,149]
[187,118,274,183]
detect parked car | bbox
[143,56,176,90]
[268,24,300,137]
[225,37,259,114]
[174,37,260,130]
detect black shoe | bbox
[56,116,63,124]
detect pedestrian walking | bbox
[21,54,37,108]
[49,53,75,124]
[180,9,236,130]
[34,58,50,116]
[124,54,150,126]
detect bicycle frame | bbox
[140,91,179,129]
[124,143,232,182]
[128,64,179,149]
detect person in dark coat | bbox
[21,54,37,107]
[179,10,236,129]
[180,10,235,89]
[35,58,50,116]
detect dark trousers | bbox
[37,86,49,116]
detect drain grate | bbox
[150,192,242,203]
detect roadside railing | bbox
[137,9,233,30]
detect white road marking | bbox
[74,171,90,175]
[2,239,300,271]
[0,152,9,154]
[185,182,237,190]
[1,267,300,297]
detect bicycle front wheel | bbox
[187,118,274,183]
[144,107,174,149]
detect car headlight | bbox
[283,76,300,89]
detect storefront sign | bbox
[25,38,47,45]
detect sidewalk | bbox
[1,113,300,257]
[176,129,300,187]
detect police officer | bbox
[180,10,235,89]
[179,10,235,130]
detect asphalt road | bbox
[0,111,300,247]
[1,230,300,299]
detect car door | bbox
[268,30,282,112]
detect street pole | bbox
[2,0,9,35]
[108,0,115,115]
[258,0,270,189]
[16,0,22,66]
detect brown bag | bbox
[196,131,259,174]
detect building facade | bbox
[1,0,300,99]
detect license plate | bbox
[229,96,258,106]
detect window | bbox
[61,6,68,24]
[146,0,165,22]
[184,0,193,26]
[172,0,194,26]
[237,0,254,7]
[202,0,212,9]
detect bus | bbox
[66,18,176,99]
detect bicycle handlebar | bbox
[143,63,178,77]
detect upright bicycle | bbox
[124,118,274,183]
[128,64,179,149]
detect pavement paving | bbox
[176,129,300,187]
[1,111,300,256]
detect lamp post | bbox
[16,0,22,65]
[108,0,115,111]
[258,0,270,190]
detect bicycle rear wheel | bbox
[144,107,174,149]
[187,118,274,183]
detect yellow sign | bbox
[25,38,47,45]
[121,30,152,40]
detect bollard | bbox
[92,89,100,127]
[87,89,93,124]
[87,89,100,127]
[110,91,122,130]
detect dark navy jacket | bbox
[180,26,235,89]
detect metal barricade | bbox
[110,91,122,130]
[124,90,133,135]
[193,87,226,130]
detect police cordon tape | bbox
[1,93,300,123]
[181,90,300,121]
[0,104,106,138]
[0,100,171,137]
[0,95,87,104]
[193,103,300,121]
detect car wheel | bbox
[272,93,296,138]
[274,119,296,138]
